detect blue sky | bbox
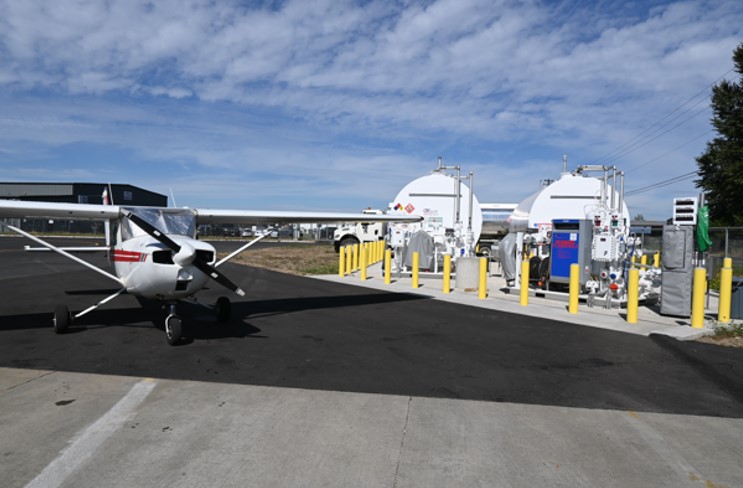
[0,0,741,219]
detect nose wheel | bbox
[164,303,182,346]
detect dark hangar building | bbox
[0,182,167,207]
[0,182,167,234]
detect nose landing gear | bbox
[164,303,182,346]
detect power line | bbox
[591,68,734,165]
[624,129,713,173]
[624,171,697,197]
[601,103,710,163]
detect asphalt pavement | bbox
[1,236,742,487]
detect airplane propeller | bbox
[123,211,246,297]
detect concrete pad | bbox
[651,325,715,341]
[316,263,716,339]
[3,368,743,488]
[397,397,743,488]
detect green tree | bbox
[695,43,743,226]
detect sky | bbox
[0,0,741,220]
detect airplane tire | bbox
[216,297,231,323]
[165,315,182,346]
[53,305,71,334]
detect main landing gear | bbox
[53,305,72,334]
[51,294,232,346]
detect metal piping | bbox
[611,166,617,211]
[619,171,625,216]
[467,172,474,235]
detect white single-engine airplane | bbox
[0,197,421,345]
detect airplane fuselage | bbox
[113,235,216,300]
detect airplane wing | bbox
[0,199,120,220]
[0,199,422,224]
[192,208,422,225]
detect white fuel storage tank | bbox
[388,172,483,262]
[507,172,630,237]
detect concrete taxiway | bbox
[1,237,742,487]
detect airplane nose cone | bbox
[173,242,196,266]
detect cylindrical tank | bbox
[388,173,483,244]
[508,173,631,233]
[480,203,517,238]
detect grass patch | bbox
[229,243,339,276]
[712,322,743,338]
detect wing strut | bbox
[1,223,123,285]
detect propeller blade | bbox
[192,259,246,297]
[123,211,181,252]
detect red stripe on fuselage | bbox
[113,250,146,262]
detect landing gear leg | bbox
[164,303,182,346]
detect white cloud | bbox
[0,0,741,218]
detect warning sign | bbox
[405,203,415,214]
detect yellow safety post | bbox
[478,257,488,299]
[627,268,639,324]
[384,249,392,284]
[520,259,530,306]
[443,254,451,294]
[718,257,733,324]
[631,254,636,264]
[352,244,359,271]
[569,263,579,314]
[360,244,367,281]
[412,252,420,289]
[376,241,382,263]
[345,245,352,276]
[653,252,660,268]
[691,267,707,329]
[640,254,647,266]
[338,246,346,277]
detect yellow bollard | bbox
[631,255,636,264]
[376,240,382,263]
[443,254,451,294]
[352,244,359,271]
[627,268,639,324]
[360,244,367,281]
[412,252,420,289]
[384,249,392,284]
[338,246,346,277]
[653,252,660,268]
[520,259,530,306]
[345,245,352,276]
[718,257,733,324]
[478,257,488,299]
[640,254,647,266]
[691,267,706,329]
[569,263,579,314]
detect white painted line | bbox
[24,378,157,488]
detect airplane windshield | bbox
[121,207,197,240]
